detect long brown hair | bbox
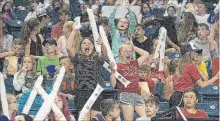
[175,52,194,77]
[177,12,198,43]
[20,18,40,45]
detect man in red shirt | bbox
[177,88,208,118]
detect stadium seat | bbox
[196,103,219,117]
[158,102,170,113]
[195,85,219,103]
[154,82,166,102]
[165,52,182,59]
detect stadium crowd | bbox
[0,0,219,120]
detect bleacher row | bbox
[68,80,219,120]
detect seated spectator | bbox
[2,2,17,20]
[21,18,43,59]
[190,23,216,60]
[133,24,153,56]
[138,2,154,24]
[46,95,75,121]
[13,56,38,92]
[50,0,64,25]
[163,4,179,47]
[14,113,33,121]
[177,12,198,45]
[2,39,24,94]
[58,56,75,99]
[92,99,120,121]
[37,38,59,77]
[7,94,18,120]
[192,49,209,81]
[138,64,154,95]
[177,88,208,119]
[51,4,70,41]
[136,95,159,121]
[24,0,39,22]
[169,44,219,107]
[194,2,210,26]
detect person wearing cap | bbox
[169,44,219,107]
[37,38,59,77]
[24,0,39,22]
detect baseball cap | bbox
[42,38,57,46]
[180,44,203,55]
[36,7,47,17]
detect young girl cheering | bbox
[66,36,107,120]
[110,41,149,121]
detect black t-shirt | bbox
[71,53,104,91]
[163,16,179,46]
[133,37,153,57]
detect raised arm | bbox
[133,45,149,66]
[108,4,118,37]
[66,23,76,56]
[128,5,136,34]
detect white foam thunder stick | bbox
[99,25,131,88]
[34,67,66,120]
[0,73,10,119]
[87,8,101,54]
[22,75,44,114]
[158,27,167,71]
[99,25,117,70]
[78,84,104,120]
[35,86,68,121]
[151,27,167,72]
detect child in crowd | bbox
[13,56,38,92]
[7,94,18,120]
[51,4,70,41]
[177,88,208,118]
[108,2,136,61]
[46,95,75,121]
[37,38,59,77]
[170,44,219,107]
[3,39,24,94]
[110,41,149,121]
[14,113,33,121]
[138,64,154,95]
[66,36,108,120]
[136,95,160,121]
[58,56,75,100]
[177,12,198,45]
[192,48,209,81]
[190,23,216,60]
[92,99,120,121]
[20,18,43,59]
